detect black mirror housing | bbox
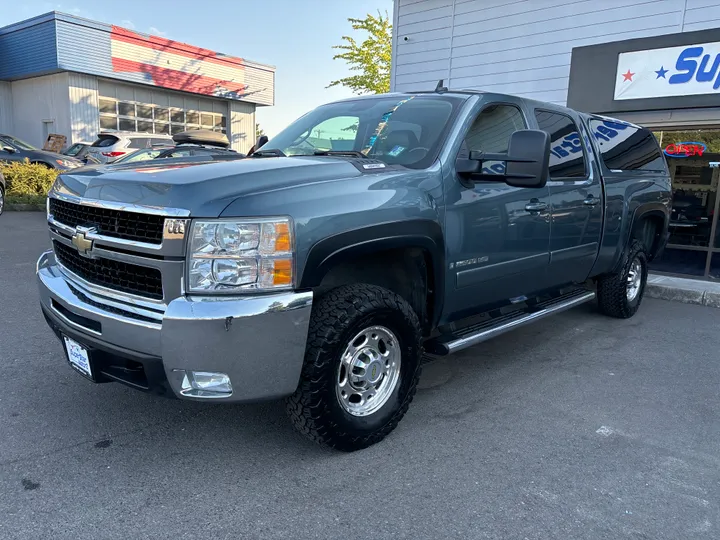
[456,129,550,189]
[503,129,550,188]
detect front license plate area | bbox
[63,336,94,381]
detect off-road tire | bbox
[286,284,423,451]
[597,239,648,319]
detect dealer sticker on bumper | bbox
[63,336,92,378]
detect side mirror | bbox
[2,145,15,154]
[256,135,269,148]
[456,129,550,189]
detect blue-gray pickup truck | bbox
[37,88,671,451]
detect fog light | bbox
[176,370,233,398]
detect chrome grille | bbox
[49,198,165,245]
[53,240,163,300]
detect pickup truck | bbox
[37,88,671,451]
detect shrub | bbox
[0,160,58,196]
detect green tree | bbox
[328,11,392,95]
[256,123,265,140]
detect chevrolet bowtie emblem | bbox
[71,228,95,255]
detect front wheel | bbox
[0,185,4,216]
[597,239,648,319]
[286,284,423,451]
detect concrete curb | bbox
[646,274,720,308]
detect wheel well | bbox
[314,247,434,334]
[632,213,664,260]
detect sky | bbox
[0,0,393,138]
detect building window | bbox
[98,96,226,135]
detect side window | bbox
[128,137,150,149]
[462,104,526,175]
[167,148,193,158]
[535,110,587,179]
[589,119,666,171]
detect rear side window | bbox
[534,110,587,179]
[128,137,151,149]
[589,119,666,171]
[92,135,119,148]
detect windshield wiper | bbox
[251,148,286,157]
[313,150,367,158]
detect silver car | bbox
[85,132,173,164]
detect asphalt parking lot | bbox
[1,211,719,539]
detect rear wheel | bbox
[0,185,4,216]
[597,239,648,319]
[286,284,422,451]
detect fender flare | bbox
[299,219,446,325]
[615,203,669,269]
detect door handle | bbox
[583,195,600,206]
[525,201,548,213]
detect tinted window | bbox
[155,108,169,122]
[119,118,136,131]
[118,102,136,117]
[128,137,151,149]
[589,119,666,171]
[100,116,117,131]
[99,98,117,114]
[535,110,587,178]
[92,135,119,148]
[461,104,526,176]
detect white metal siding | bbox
[11,73,71,148]
[69,73,100,144]
[0,81,13,134]
[229,101,255,153]
[392,0,720,104]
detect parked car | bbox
[62,141,93,162]
[37,88,671,451]
[0,134,84,170]
[0,169,5,216]
[79,130,242,169]
[84,131,173,164]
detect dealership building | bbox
[392,0,720,279]
[0,12,275,153]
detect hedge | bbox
[0,160,59,196]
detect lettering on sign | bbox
[663,142,707,158]
[615,41,720,100]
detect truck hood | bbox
[51,156,367,216]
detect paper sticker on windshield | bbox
[388,145,405,157]
[363,163,386,169]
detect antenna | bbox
[435,79,449,93]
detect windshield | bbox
[114,148,165,163]
[262,94,465,169]
[1,135,37,151]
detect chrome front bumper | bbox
[37,251,313,402]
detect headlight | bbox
[187,218,293,293]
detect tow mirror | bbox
[455,129,550,189]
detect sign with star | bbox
[614,41,720,100]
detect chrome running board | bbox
[426,289,596,356]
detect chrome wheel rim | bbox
[0,189,4,214]
[336,326,401,417]
[626,258,642,301]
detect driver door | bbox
[444,101,552,322]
